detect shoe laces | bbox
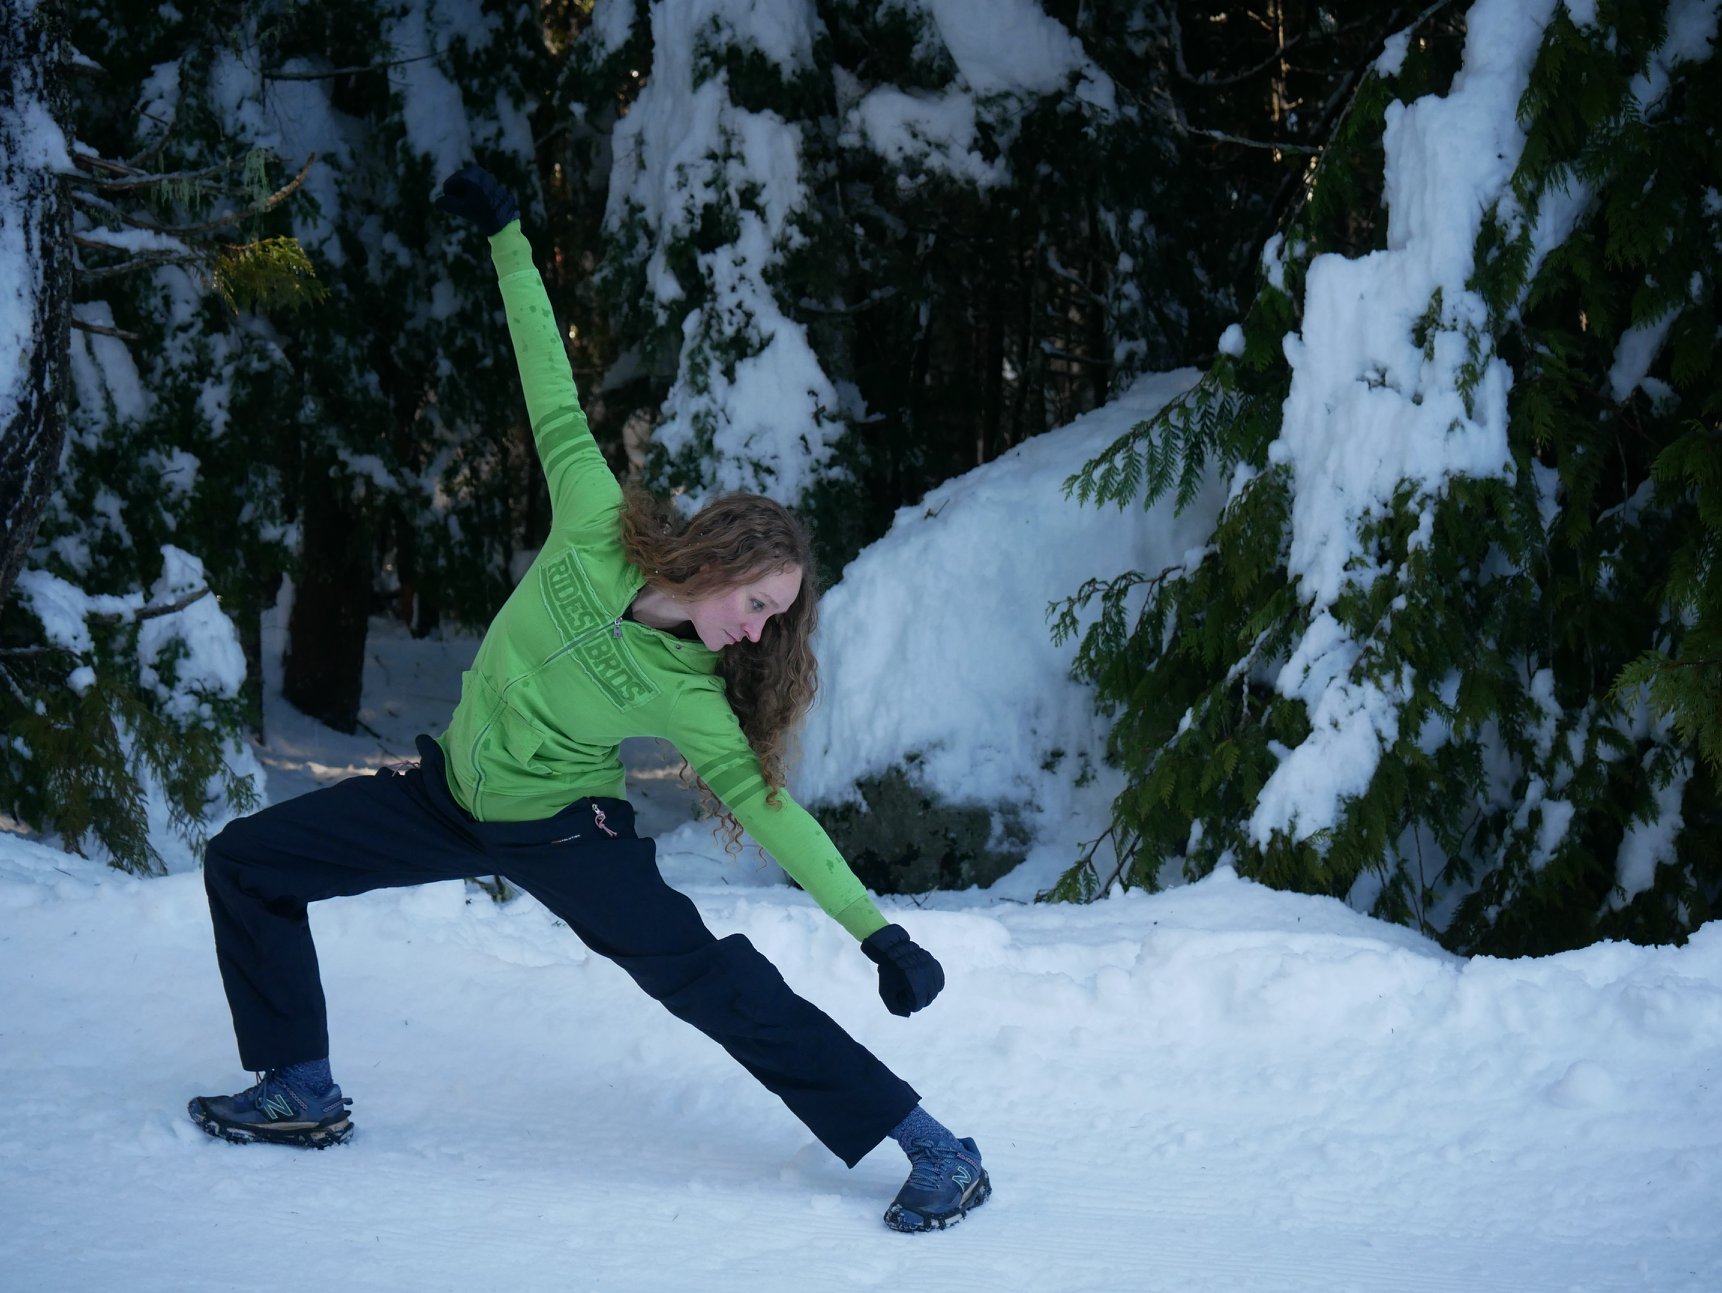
[903,1137,963,1191]
[246,1070,299,1113]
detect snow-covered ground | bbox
[2,616,1719,1292]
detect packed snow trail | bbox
[2,618,1717,1291]
[2,831,1718,1292]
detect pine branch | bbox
[133,587,214,622]
[1638,655,1722,673]
[1085,823,1135,899]
[212,237,327,313]
[1038,344,1111,367]
[135,153,318,237]
[792,287,902,316]
[0,659,32,708]
[1172,116,1322,155]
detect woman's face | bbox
[687,565,803,651]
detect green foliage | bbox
[5,1,334,866]
[1612,420,1722,780]
[212,236,327,314]
[0,605,259,875]
[32,0,1712,932]
[807,2,1236,556]
[24,0,549,866]
[1046,3,1722,956]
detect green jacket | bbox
[437,222,887,942]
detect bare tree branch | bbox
[88,586,213,623]
[263,50,444,81]
[75,251,203,281]
[1171,7,1310,89]
[71,152,234,189]
[1179,123,1321,155]
[71,317,141,342]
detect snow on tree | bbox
[568,0,1229,544]
[3,0,544,869]
[568,0,843,506]
[1055,0,1722,955]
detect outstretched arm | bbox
[675,692,947,1016]
[436,165,620,528]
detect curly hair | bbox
[618,486,819,846]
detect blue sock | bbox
[890,1105,958,1153]
[277,1057,334,1095]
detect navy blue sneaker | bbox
[189,1071,354,1148]
[884,1136,990,1232]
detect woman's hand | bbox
[861,924,946,1016]
[434,164,520,237]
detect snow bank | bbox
[794,370,1222,868]
[2,837,1718,1290]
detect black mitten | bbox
[861,924,946,1017]
[434,164,520,237]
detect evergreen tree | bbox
[559,0,849,518]
[48,0,551,737]
[1051,0,1721,955]
[813,0,1214,554]
[0,0,334,871]
[238,0,549,729]
[1,0,553,870]
[562,0,1251,571]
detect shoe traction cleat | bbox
[188,1071,354,1149]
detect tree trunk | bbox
[235,570,281,741]
[282,476,371,733]
[0,0,70,607]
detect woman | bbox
[187,166,990,1234]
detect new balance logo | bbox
[951,1165,974,1189]
[259,1093,297,1121]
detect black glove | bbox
[861,923,945,1017]
[434,164,520,237]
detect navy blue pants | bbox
[202,736,918,1167]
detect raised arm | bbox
[435,165,619,527]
